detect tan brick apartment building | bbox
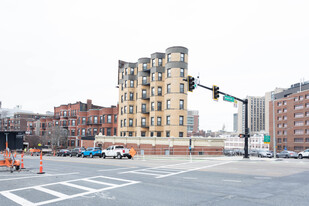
[118,46,188,138]
[269,85,309,152]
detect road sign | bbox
[223,95,234,102]
[234,100,238,108]
[264,135,270,144]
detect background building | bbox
[187,110,199,134]
[233,113,238,132]
[118,46,188,138]
[237,96,265,134]
[269,82,309,152]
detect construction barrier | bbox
[37,152,45,174]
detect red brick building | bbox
[53,99,118,148]
[270,89,309,152]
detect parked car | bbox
[298,149,309,159]
[70,147,86,157]
[81,147,102,158]
[249,150,259,156]
[276,150,298,158]
[223,149,235,156]
[101,145,132,159]
[258,150,272,158]
[57,149,71,157]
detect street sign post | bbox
[223,95,235,102]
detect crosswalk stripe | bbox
[60,182,96,192]
[34,186,69,198]
[0,191,34,206]
[83,179,117,186]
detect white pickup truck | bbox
[101,145,132,159]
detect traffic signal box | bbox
[188,76,196,92]
[212,85,219,100]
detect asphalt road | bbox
[1,155,309,206]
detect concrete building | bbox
[224,133,269,151]
[187,110,199,135]
[233,113,238,132]
[237,96,266,134]
[118,46,188,138]
[269,83,309,152]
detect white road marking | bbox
[1,191,34,206]
[156,161,233,179]
[182,177,197,180]
[0,175,140,206]
[0,172,79,182]
[97,167,137,172]
[222,179,242,183]
[34,186,69,198]
[254,176,272,180]
[129,171,159,176]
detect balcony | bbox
[142,95,150,100]
[142,68,150,72]
[141,109,149,114]
[141,124,149,128]
[142,81,150,86]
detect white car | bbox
[298,149,309,159]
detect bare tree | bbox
[44,126,68,149]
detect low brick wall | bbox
[94,136,224,156]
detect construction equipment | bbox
[0,133,21,172]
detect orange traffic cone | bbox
[53,150,55,156]
[37,152,45,174]
[21,152,25,169]
[14,152,17,158]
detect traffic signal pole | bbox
[185,79,250,158]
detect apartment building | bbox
[269,84,309,152]
[237,96,266,133]
[118,46,188,137]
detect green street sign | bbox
[223,95,234,102]
[264,135,270,143]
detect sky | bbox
[1,0,309,132]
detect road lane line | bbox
[83,179,117,187]
[156,161,233,179]
[130,171,160,176]
[60,182,96,192]
[97,167,138,172]
[0,172,79,182]
[34,186,69,198]
[0,191,34,206]
[222,179,242,183]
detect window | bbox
[150,132,154,137]
[129,105,133,114]
[142,90,147,99]
[130,80,134,88]
[121,120,123,127]
[93,128,98,135]
[122,72,124,79]
[124,93,127,101]
[125,80,127,88]
[294,113,304,118]
[179,100,184,109]
[167,100,171,109]
[107,128,111,136]
[151,87,155,96]
[152,73,155,81]
[129,132,132,136]
[152,59,155,67]
[158,72,162,81]
[121,107,123,115]
[114,128,117,136]
[180,68,184,77]
[107,115,112,123]
[166,116,170,125]
[141,131,146,137]
[167,84,171,93]
[130,67,134,75]
[158,87,162,96]
[180,53,184,62]
[103,115,105,123]
[142,76,147,84]
[158,58,162,66]
[294,138,304,143]
[82,117,86,124]
[179,116,184,125]
[141,118,146,127]
[157,117,161,126]
[306,94,309,99]
[142,104,147,113]
[125,68,127,75]
[81,128,85,136]
[294,121,304,126]
[294,104,303,110]
[143,63,147,71]
[93,116,98,124]
[167,53,171,62]
[121,84,123,90]
[166,131,170,137]
[167,68,171,77]
[151,117,154,126]
[157,132,161,137]
[129,119,133,127]
[121,95,123,103]
[114,115,117,123]
[294,129,304,135]
[180,83,184,93]
[124,119,127,127]
[179,132,183,137]
[124,106,127,114]
[130,92,134,100]
[151,102,154,111]
[157,102,162,111]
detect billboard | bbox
[0,131,24,150]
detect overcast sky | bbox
[1,0,308,132]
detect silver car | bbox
[258,150,272,158]
[276,150,298,158]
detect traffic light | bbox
[188,76,196,92]
[212,85,219,100]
